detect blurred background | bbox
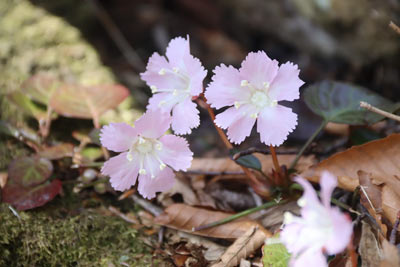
[1,0,400,156]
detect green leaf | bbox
[262,241,291,267]
[49,84,129,119]
[303,80,400,125]
[89,128,101,146]
[6,91,47,120]
[8,156,53,187]
[81,147,103,161]
[230,149,262,171]
[37,143,74,160]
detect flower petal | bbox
[292,248,328,267]
[325,208,352,254]
[138,167,176,199]
[269,62,304,102]
[171,98,200,135]
[226,114,256,145]
[159,134,193,171]
[100,123,137,152]
[239,51,279,89]
[147,92,179,113]
[257,105,297,146]
[294,177,320,209]
[183,53,207,96]
[205,64,247,109]
[320,171,338,208]
[101,152,139,191]
[166,36,190,69]
[134,110,172,139]
[214,106,243,129]
[140,52,175,89]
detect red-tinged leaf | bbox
[21,74,59,105]
[37,143,74,160]
[2,179,62,210]
[8,156,53,187]
[154,203,268,239]
[6,91,47,120]
[50,84,129,119]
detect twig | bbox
[348,234,357,267]
[183,170,245,176]
[192,199,287,232]
[389,21,400,35]
[232,147,296,160]
[87,0,145,71]
[360,101,400,122]
[289,120,328,170]
[108,206,138,224]
[131,194,163,216]
[389,210,400,245]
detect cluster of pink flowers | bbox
[100,35,303,198]
[280,172,353,266]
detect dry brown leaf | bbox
[154,203,270,239]
[358,222,382,267]
[302,134,400,191]
[302,134,400,225]
[212,226,268,267]
[380,239,400,267]
[190,154,315,174]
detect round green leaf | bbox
[8,156,53,187]
[262,242,291,267]
[230,149,262,171]
[303,80,399,125]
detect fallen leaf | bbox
[302,134,400,192]
[358,222,382,267]
[212,226,269,267]
[154,203,269,239]
[190,154,315,174]
[0,172,8,188]
[380,239,400,267]
[37,143,74,160]
[302,134,400,225]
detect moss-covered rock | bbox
[0,202,152,266]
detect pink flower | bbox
[280,172,353,267]
[205,51,303,145]
[100,111,193,199]
[140,36,207,135]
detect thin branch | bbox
[232,147,296,160]
[360,101,400,122]
[131,194,163,216]
[87,0,145,71]
[389,21,400,35]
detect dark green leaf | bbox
[303,80,400,125]
[8,156,53,187]
[230,149,262,171]
[262,241,291,267]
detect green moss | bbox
[0,202,153,266]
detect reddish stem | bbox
[348,234,357,267]
[269,145,282,185]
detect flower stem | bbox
[269,145,282,185]
[193,199,288,232]
[198,96,264,188]
[289,120,328,170]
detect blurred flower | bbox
[280,172,353,267]
[100,111,193,199]
[140,36,207,135]
[205,51,303,145]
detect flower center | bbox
[126,136,166,179]
[251,91,269,108]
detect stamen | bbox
[127,153,133,161]
[234,101,241,109]
[173,89,178,96]
[158,100,166,107]
[250,113,258,119]
[150,85,158,93]
[283,212,294,224]
[138,137,146,144]
[139,168,147,175]
[241,80,249,87]
[173,67,179,73]
[263,81,270,89]
[155,143,163,150]
[158,68,166,75]
[297,197,307,207]
[271,100,278,107]
[160,163,166,170]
